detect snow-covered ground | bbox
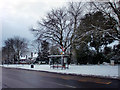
[0,64,119,79]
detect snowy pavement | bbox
[0,64,119,79]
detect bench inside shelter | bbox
[48,55,69,69]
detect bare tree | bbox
[67,2,85,63]
[2,36,29,63]
[49,45,60,55]
[31,38,41,53]
[32,8,70,52]
[31,2,85,54]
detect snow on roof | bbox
[20,53,38,60]
[20,56,26,60]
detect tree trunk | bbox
[71,44,77,64]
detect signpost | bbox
[61,47,64,67]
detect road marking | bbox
[37,72,112,85]
[63,85,76,88]
[78,79,87,82]
[54,83,76,88]
[61,76,73,80]
[104,82,112,84]
[95,81,112,84]
[78,79,112,85]
[60,75,112,85]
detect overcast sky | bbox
[0,0,111,48]
[1,0,72,47]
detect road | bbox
[2,67,120,88]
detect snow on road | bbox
[0,64,119,79]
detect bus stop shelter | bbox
[48,55,69,69]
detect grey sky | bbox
[0,0,110,48]
[1,0,69,46]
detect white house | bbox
[20,52,38,64]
